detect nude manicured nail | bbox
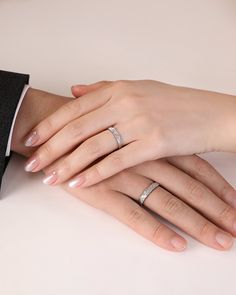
[43,172,57,185]
[215,232,233,249]
[25,131,39,147]
[68,176,85,188]
[170,237,187,251]
[24,158,39,172]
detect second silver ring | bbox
[139,182,160,206]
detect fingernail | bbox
[25,158,39,172]
[170,237,187,251]
[215,232,233,249]
[43,171,57,185]
[25,131,39,147]
[68,175,85,188]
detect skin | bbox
[23,80,236,190]
[12,87,236,251]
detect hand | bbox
[11,87,236,251]
[23,80,236,188]
[62,154,236,251]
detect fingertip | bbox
[215,232,234,250]
[71,85,89,97]
[170,236,187,251]
[71,85,80,96]
[24,131,39,147]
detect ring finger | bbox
[107,171,233,250]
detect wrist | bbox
[11,88,73,157]
[207,92,236,153]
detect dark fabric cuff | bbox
[0,70,30,189]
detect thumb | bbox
[71,80,111,97]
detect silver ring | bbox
[108,126,124,149]
[139,182,160,206]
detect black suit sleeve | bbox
[0,70,30,188]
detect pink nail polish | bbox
[25,158,39,172]
[43,171,57,185]
[68,175,86,188]
[25,131,39,147]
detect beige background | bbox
[1,0,236,294]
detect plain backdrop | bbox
[0,0,236,294]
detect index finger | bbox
[24,86,111,147]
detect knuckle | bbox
[218,206,234,223]
[192,156,213,177]
[220,185,234,200]
[67,121,83,139]
[61,100,79,116]
[89,164,104,181]
[198,221,213,239]
[107,153,124,169]
[151,223,165,242]
[58,158,72,175]
[40,143,53,158]
[162,197,185,216]
[127,207,146,228]
[82,138,101,156]
[185,180,206,201]
[40,117,54,132]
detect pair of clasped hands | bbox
[23,80,236,252]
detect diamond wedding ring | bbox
[108,126,124,149]
[139,182,160,206]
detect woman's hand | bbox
[23,80,236,188]
[62,154,236,251]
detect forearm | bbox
[214,93,236,153]
[11,88,73,157]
